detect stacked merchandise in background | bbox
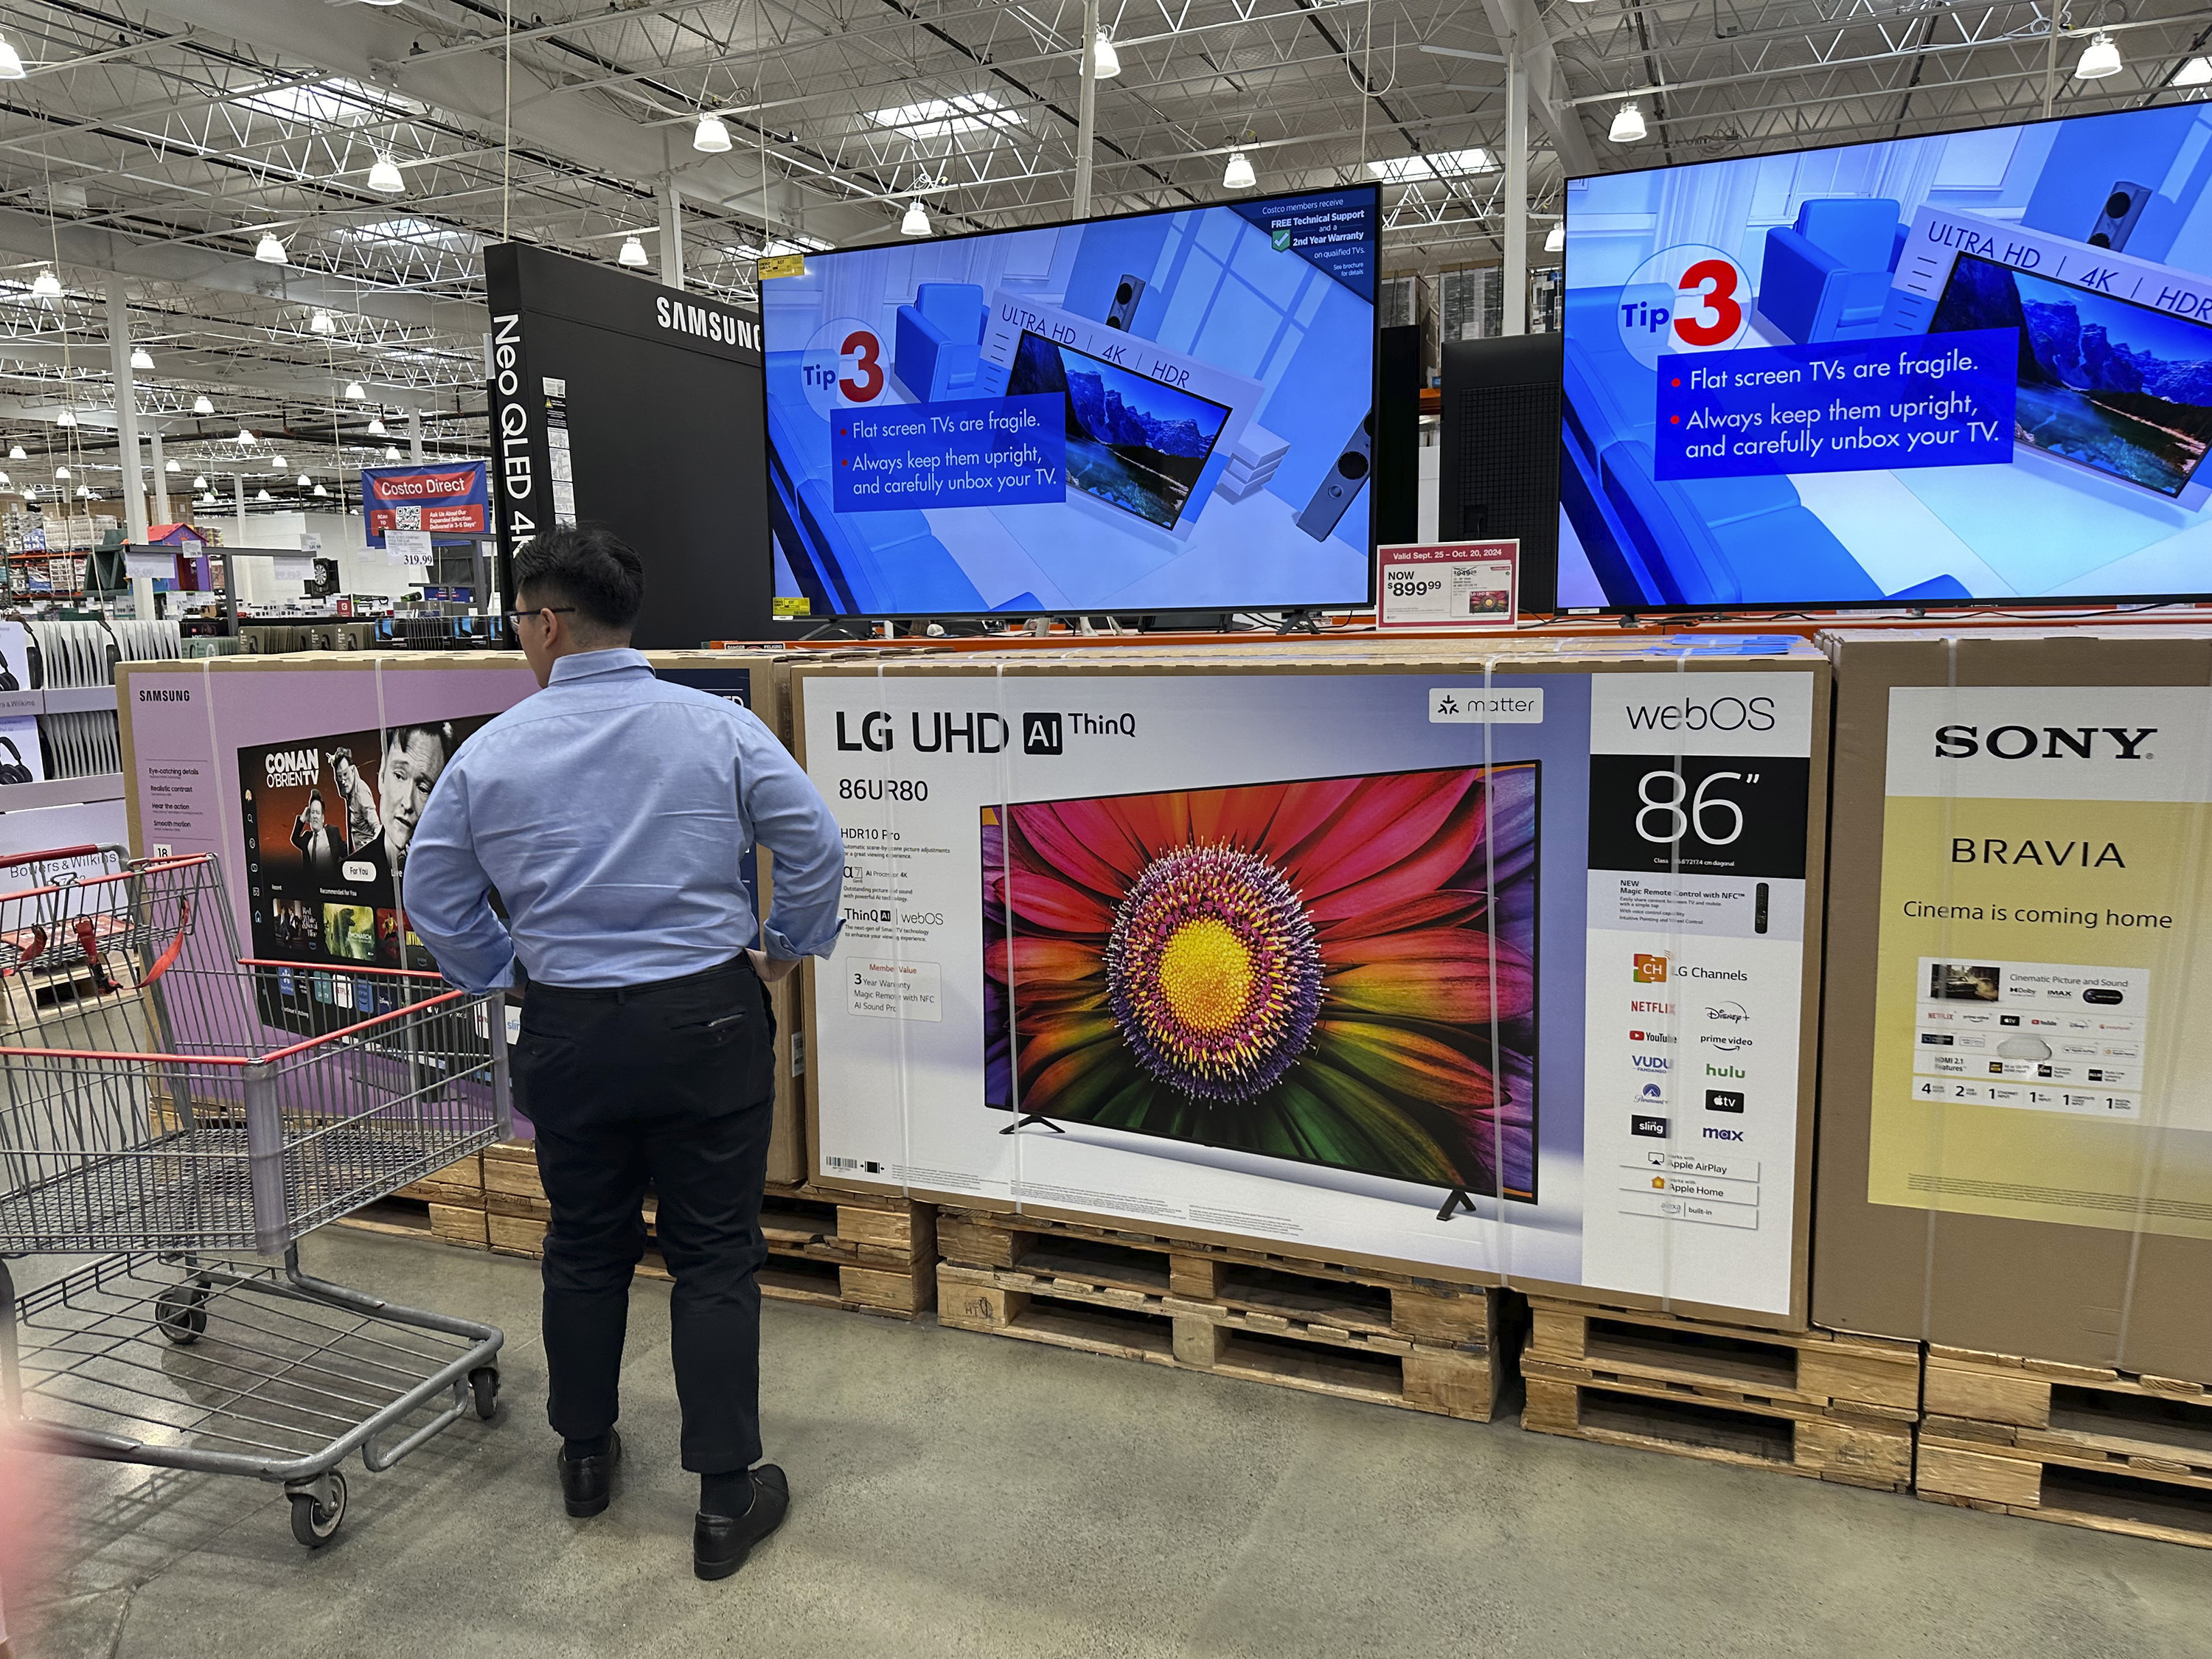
[1817,625,2212,1543]
[791,636,1832,1330]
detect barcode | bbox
[827,1156,862,1170]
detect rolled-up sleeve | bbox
[737,722,844,959]
[400,761,519,992]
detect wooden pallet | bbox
[933,1207,1512,1422]
[473,1143,933,1319]
[1525,1298,1921,1419]
[1520,1369,1915,1490]
[1916,1344,2212,1548]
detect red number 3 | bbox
[1673,259,1742,348]
[839,330,885,402]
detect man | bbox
[402,524,843,1582]
[330,747,380,853]
[351,723,451,887]
[290,793,340,878]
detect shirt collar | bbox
[548,647,652,685]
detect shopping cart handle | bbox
[0,843,101,870]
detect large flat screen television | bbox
[761,185,1380,619]
[1559,105,2212,609]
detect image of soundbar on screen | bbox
[1559,102,2212,610]
[760,184,1380,619]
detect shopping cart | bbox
[0,846,512,1546]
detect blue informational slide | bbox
[762,186,1378,616]
[1562,106,2212,608]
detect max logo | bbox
[1934,724,2155,760]
[1023,712,1062,755]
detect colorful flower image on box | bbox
[982,764,1538,1200]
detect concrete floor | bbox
[7,1227,2210,1659]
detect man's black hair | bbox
[513,524,644,633]
[386,722,455,761]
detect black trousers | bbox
[513,955,777,1475]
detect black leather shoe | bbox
[559,1430,621,1519]
[693,1464,789,1581]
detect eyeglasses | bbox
[500,606,576,628]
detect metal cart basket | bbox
[0,846,512,1545]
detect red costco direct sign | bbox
[361,462,490,546]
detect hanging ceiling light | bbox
[128,346,153,371]
[53,410,74,427]
[236,427,256,444]
[617,235,650,268]
[1545,222,1565,254]
[0,34,26,80]
[1091,31,1121,78]
[366,154,405,195]
[53,466,68,479]
[74,484,90,499]
[272,453,287,469]
[310,310,335,335]
[344,381,366,400]
[1610,101,1648,143]
[2177,56,2212,86]
[192,394,214,415]
[313,482,329,498]
[19,487,32,501]
[29,268,59,298]
[254,232,288,265]
[293,473,309,486]
[693,113,732,153]
[0,473,9,489]
[384,445,402,460]
[366,417,387,437]
[2076,31,2123,78]
[164,458,179,473]
[1222,152,1256,190]
[192,474,207,488]
[900,200,932,237]
[257,488,272,501]
[7,446,23,461]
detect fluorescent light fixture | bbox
[344,381,366,400]
[384,446,401,460]
[52,466,67,479]
[29,268,58,298]
[1545,222,1565,253]
[192,394,215,415]
[254,232,288,264]
[366,417,386,436]
[164,458,180,472]
[0,35,25,79]
[900,200,932,237]
[1366,147,1497,183]
[366,154,405,194]
[1091,32,1121,78]
[618,234,649,267]
[128,346,153,371]
[53,410,73,427]
[693,113,731,153]
[868,93,1019,139]
[1222,151,1256,189]
[2177,56,2212,86]
[310,310,335,335]
[1610,101,1647,143]
[2076,31,2122,78]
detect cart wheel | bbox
[155,1281,208,1345]
[469,1366,500,1421]
[288,1472,347,1548]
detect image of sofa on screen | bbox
[1756,198,1910,346]
[892,282,989,403]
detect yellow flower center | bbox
[1155,917,1253,1034]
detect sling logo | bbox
[1933,724,2155,760]
[1631,1115,1669,1138]
[1633,953,1669,983]
[1023,712,1063,754]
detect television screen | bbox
[761,185,1380,617]
[980,762,1540,1203]
[1560,105,2212,608]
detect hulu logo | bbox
[1705,1064,1745,1079]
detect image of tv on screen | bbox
[1558,102,2212,611]
[759,184,1380,619]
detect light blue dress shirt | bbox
[401,648,844,992]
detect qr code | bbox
[394,505,422,530]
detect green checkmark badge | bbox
[1270,226,1293,251]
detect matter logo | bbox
[1634,953,1669,984]
[1022,712,1063,755]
